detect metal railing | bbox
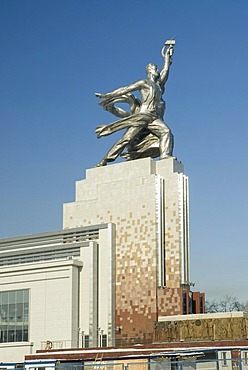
[41,339,72,349]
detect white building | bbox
[0,224,115,363]
[0,157,201,363]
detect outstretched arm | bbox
[95,80,146,100]
[159,46,174,89]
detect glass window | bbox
[200,296,203,313]
[84,334,89,348]
[102,334,107,347]
[243,352,248,365]
[0,289,29,343]
[182,292,187,314]
[222,352,227,366]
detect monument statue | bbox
[95,39,175,167]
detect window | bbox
[182,292,187,314]
[243,352,248,365]
[102,334,107,347]
[222,352,227,366]
[82,333,89,348]
[0,289,29,343]
[199,296,203,313]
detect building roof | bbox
[25,340,248,362]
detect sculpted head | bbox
[146,63,160,79]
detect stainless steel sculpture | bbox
[95,39,175,166]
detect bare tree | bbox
[243,302,248,313]
[205,299,219,313]
[205,295,248,313]
[219,295,244,312]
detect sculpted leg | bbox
[97,126,141,166]
[148,119,174,158]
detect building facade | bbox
[0,157,204,363]
[0,224,115,362]
[63,157,202,342]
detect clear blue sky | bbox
[0,0,248,302]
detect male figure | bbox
[95,42,174,166]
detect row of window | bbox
[0,289,108,347]
[0,290,29,343]
[81,334,108,348]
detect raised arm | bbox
[159,45,174,89]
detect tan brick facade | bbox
[63,157,192,342]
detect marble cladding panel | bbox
[85,157,156,182]
[63,158,186,339]
[157,288,182,316]
[164,194,181,289]
[115,210,158,337]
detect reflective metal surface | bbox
[95,40,175,166]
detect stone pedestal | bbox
[63,157,190,342]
